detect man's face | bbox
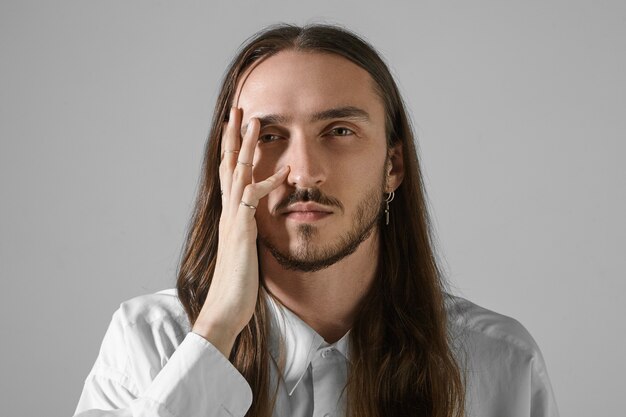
[235,50,400,272]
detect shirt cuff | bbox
[142,332,253,417]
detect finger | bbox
[238,165,290,219]
[221,106,242,158]
[230,117,260,210]
[219,107,242,203]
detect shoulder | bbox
[444,293,541,359]
[110,288,191,359]
[90,289,191,392]
[114,288,189,330]
[444,295,559,416]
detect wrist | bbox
[192,320,239,359]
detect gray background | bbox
[1,1,624,416]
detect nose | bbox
[284,133,326,189]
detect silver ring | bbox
[240,200,257,209]
[237,160,254,167]
[223,150,239,154]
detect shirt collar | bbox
[266,295,351,396]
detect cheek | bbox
[251,146,280,183]
[255,191,287,240]
[343,152,385,182]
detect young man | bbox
[74,24,559,417]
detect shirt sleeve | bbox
[73,308,253,417]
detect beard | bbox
[258,170,387,273]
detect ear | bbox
[385,141,404,192]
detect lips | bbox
[281,203,333,215]
[285,211,332,222]
[280,203,334,222]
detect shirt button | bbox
[321,348,333,358]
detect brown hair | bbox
[176,23,465,417]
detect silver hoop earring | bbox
[384,191,395,226]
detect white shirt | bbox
[73,289,559,417]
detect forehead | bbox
[234,50,385,123]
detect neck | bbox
[259,229,380,344]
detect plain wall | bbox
[1,1,624,416]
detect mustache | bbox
[273,188,343,214]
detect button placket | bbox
[311,346,346,417]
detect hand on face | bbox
[191,106,290,358]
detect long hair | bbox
[176,23,465,417]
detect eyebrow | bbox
[310,106,370,123]
[240,106,370,137]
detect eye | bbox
[258,134,282,143]
[327,127,355,137]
